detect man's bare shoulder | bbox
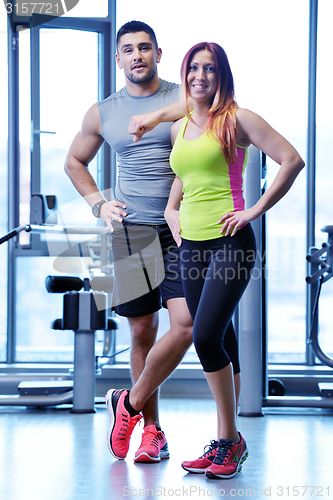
[82,103,102,136]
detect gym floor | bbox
[0,398,332,500]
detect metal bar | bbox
[30,27,41,194]
[263,396,333,409]
[7,20,20,364]
[0,391,73,406]
[29,224,109,235]
[99,1,116,196]
[306,0,318,365]
[261,152,268,400]
[28,27,42,251]
[239,146,264,417]
[110,0,117,194]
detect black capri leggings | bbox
[180,224,256,373]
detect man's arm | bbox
[65,104,104,205]
[65,103,127,231]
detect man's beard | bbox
[125,66,156,85]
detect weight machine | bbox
[264,225,333,408]
[239,147,333,414]
[0,220,121,413]
[306,225,333,395]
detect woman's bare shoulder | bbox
[171,117,185,145]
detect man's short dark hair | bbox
[116,21,158,51]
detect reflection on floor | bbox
[0,398,332,500]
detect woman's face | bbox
[187,49,218,105]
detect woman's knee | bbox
[194,334,230,372]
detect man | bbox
[65,21,193,463]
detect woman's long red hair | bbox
[180,42,238,164]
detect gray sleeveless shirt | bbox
[97,80,180,224]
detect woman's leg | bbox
[217,371,241,439]
[181,228,255,438]
[205,363,238,441]
[180,228,255,476]
[217,322,241,438]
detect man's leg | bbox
[127,312,160,427]
[128,297,192,463]
[105,311,160,461]
[105,297,192,462]
[128,296,193,412]
[127,223,193,412]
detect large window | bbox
[15,26,101,362]
[62,0,108,18]
[39,28,99,225]
[2,1,330,370]
[5,11,112,362]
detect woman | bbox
[164,42,304,480]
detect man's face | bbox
[116,31,162,85]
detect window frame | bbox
[6,8,116,363]
[2,0,331,403]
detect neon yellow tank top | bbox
[169,116,248,241]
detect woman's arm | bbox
[219,108,305,236]
[164,175,184,247]
[164,118,185,245]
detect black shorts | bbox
[112,221,184,318]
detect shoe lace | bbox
[200,439,219,459]
[139,427,158,448]
[119,413,142,440]
[213,439,235,465]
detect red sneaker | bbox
[134,425,170,463]
[105,388,142,460]
[181,440,219,473]
[205,433,248,479]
